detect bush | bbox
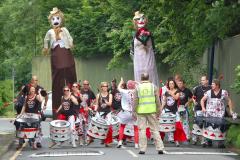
[232,65,240,94]
[0,79,13,116]
[226,124,240,148]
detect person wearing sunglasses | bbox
[55,86,79,148]
[87,82,113,147]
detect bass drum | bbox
[124,124,134,137]
[15,113,40,139]
[87,117,109,139]
[159,113,176,132]
[202,117,227,141]
[50,120,71,142]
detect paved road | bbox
[1,120,239,160]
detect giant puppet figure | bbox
[43,7,77,119]
[131,11,159,87]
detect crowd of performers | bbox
[13,74,237,152]
[12,8,237,154]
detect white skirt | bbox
[117,110,136,125]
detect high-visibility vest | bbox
[136,82,156,114]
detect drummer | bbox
[201,79,233,148]
[162,78,187,147]
[117,78,139,149]
[177,79,193,142]
[87,82,113,147]
[192,75,211,145]
[55,86,79,148]
[18,86,43,150]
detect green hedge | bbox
[226,124,240,148]
[0,79,13,116]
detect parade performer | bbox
[55,86,79,148]
[14,75,48,148]
[131,11,159,87]
[87,82,113,147]
[134,73,164,155]
[177,79,193,141]
[80,80,96,143]
[117,78,139,149]
[201,79,234,148]
[17,86,42,150]
[43,7,77,119]
[192,75,211,145]
[162,79,187,147]
[109,78,122,113]
[71,82,85,146]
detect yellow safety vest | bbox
[136,82,157,114]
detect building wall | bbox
[32,56,169,93]
[213,35,240,113]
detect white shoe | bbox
[79,139,84,146]
[135,143,139,149]
[72,143,77,148]
[175,141,180,147]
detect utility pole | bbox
[12,67,15,113]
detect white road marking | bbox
[126,149,138,157]
[164,151,238,156]
[29,151,104,157]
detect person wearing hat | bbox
[131,11,159,88]
[43,7,77,119]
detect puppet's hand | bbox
[42,48,49,56]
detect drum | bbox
[192,124,202,136]
[75,118,83,136]
[192,111,204,136]
[87,117,109,139]
[124,124,134,137]
[110,115,120,137]
[202,117,227,141]
[15,113,40,139]
[178,105,187,116]
[159,113,176,132]
[50,120,71,142]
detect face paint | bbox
[51,15,62,27]
[135,16,146,28]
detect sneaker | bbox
[192,141,197,145]
[16,144,23,150]
[72,143,77,148]
[117,144,122,148]
[207,140,213,147]
[175,141,180,147]
[105,144,112,147]
[202,143,207,148]
[36,142,42,148]
[32,143,37,150]
[139,151,145,154]
[134,143,139,149]
[158,150,164,154]
[218,144,225,148]
[79,141,84,146]
[86,139,94,146]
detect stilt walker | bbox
[43,7,77,119]
[131,11,159,87]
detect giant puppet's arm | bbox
[62,27,73,48]
[43,30,51,55]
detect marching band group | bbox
[13,74,237,154]
[12,8,237,154]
